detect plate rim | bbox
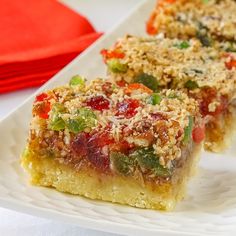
[0,198,202,236]
[0,0,234,235]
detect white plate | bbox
[0,0,236,235]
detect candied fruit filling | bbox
[116,99,140,119]
[190,87,229,117]
[30,77,203,180]
[86,95,110,111]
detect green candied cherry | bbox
[77,107,96,119]
[76,107,97,127]
[134,73,159,92]
[49,114,65,131]
[152,165,172,177]
[52,103,67,113]
[107,59,128,73]
[183,116,194,144]
[174,41,190,49]
[184,80,199,90]
[49,103,67,131]
[66,108,97,134]
[132,148,159,169]
[66,117,87,134]
[110,152,134,176]
[69,75,85,87]
[131,148,171,177]
[148,93,162,105]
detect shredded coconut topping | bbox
[107,35,236,101]
[30,78,200,167]
[148,0,236,50]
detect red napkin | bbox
[0,0,102,94]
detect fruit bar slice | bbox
[146,0,236,53]
[21,76,202,211]
[101,35,236,151]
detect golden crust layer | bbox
[21,143,201,211]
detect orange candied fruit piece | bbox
[225,58,236,70]
[147,0,176,35]
[158,0,176,7]
[146,12,158,35]
[125,83,153,94]
[223,53,236,70]
[100,49,125,62]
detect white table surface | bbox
[0,1,139,235]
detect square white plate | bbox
[1,0,236,235]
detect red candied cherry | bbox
[116,99,140,118]
[39,101,51,119]
[89,131,115,149]
[86,132,114,171]
[200,88,228,117]
[192,125,205,144]
[71,132,88,157]
[86,96,110,111]
[71,131,114,171]
[93,131,114,147]
[35,92,49,102]
[116,80,127,87]
[33,101,51,119]
[87,149,110,171]
[33,92,53,119]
